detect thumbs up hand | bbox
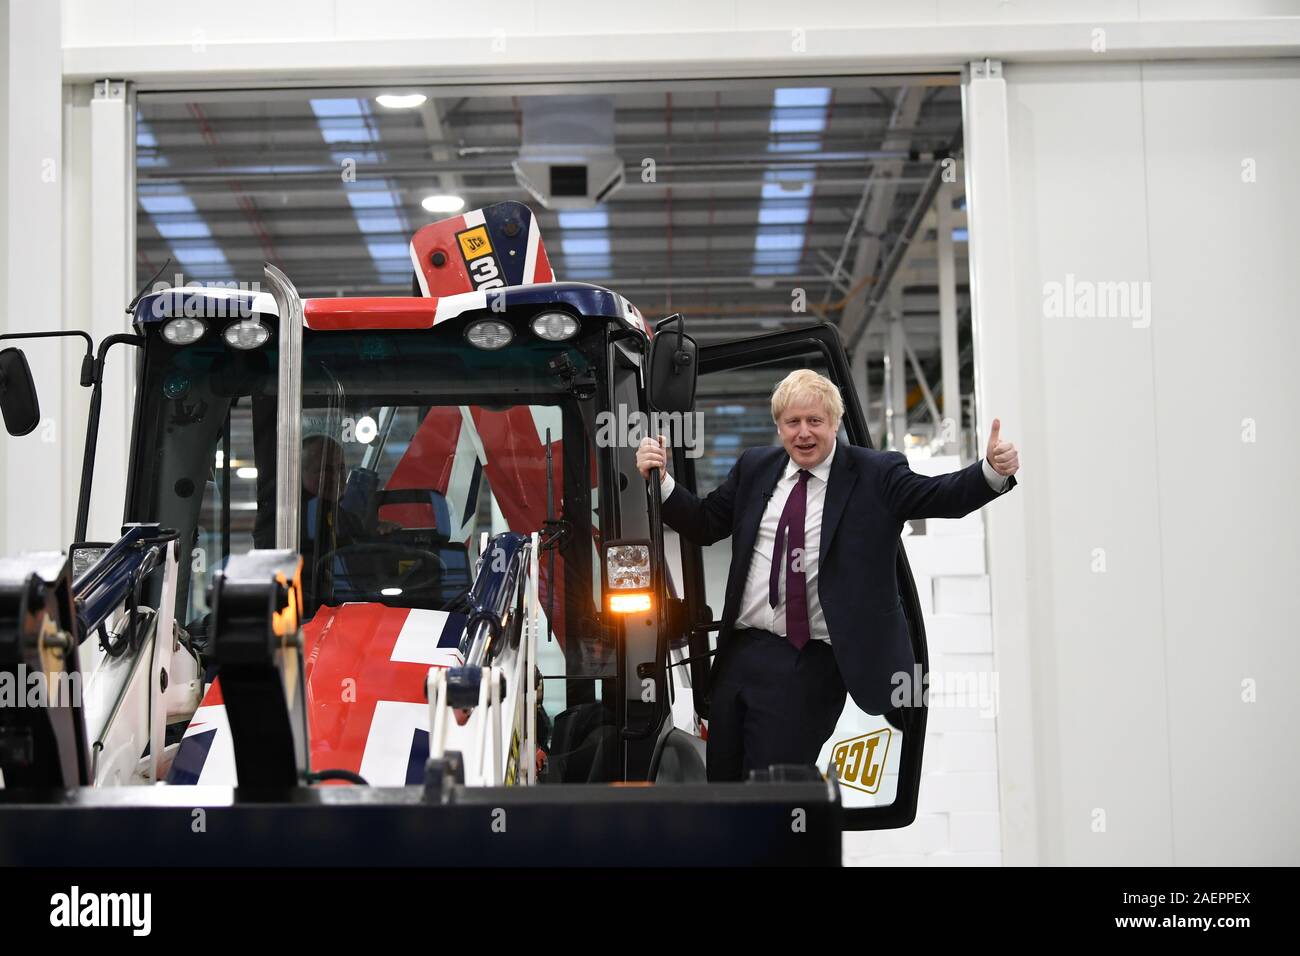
[985,418,1020,477]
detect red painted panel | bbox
[304,297,438,331]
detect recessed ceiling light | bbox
[376,93,428,109]
[422,194,466,213]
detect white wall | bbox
[993,58,1300,864]
[1,1,67,555]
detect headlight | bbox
[604,541,654,614]
[222,319,271,350]
[531,311,579,341]
[605,543,651,590]
[162,317,206,345]
[465,319,513,350]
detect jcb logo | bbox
[830,728,891,794]
[457,226,492,259]
[456,225,506,291]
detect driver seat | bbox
[649,727,707,783]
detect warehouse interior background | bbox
[1,0,1297,866]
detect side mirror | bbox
[0,347,41,436]
[647,314,698,414]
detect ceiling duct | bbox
[512,95,624,210]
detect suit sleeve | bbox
[658,453,743,546]
[878,450,1016,522]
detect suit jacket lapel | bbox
[819,442,858,559]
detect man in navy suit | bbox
[636,370,1020,782]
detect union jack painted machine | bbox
[0,200,929,865]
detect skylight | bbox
[310,97,411,284]
[558,208,611,280]
[752,88,830,277]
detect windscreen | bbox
[128,323,606,654]
[291,329,601,633]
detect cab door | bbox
[668,323,927,830]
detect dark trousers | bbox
[706,628,847,782]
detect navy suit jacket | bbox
[661,443,1017,715]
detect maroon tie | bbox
[769,469,812,650]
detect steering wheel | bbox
[312,542,450,596]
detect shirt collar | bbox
[783,438,837,484]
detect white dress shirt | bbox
[659,442,1009,642]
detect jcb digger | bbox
[0,201,931,865]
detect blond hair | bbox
[770,369,844,427]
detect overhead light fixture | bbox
[422,194,466,214]
[355,415,378,444]
[376,93,427,109]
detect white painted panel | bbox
[903,533,986,576]
[1002,61,1175,865]
[1139,59,1300,865]
[1,1,65,552]
[934,575,991,614]
[56,4,1300,86]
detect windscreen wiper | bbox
[441,584,474,615]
